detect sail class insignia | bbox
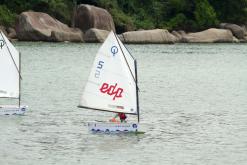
[111,46,118,56]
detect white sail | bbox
[0,32,20,98]
[79,31,138,114]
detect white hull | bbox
[88,122,138,133]
[0,105,27,115]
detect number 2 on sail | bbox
[95,61,104,78]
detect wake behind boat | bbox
[0,31,27,115]
[78,31,140,133]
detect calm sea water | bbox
[0,42,247,165]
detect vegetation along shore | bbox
[0,0,247,43]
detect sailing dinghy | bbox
[78,31,140,133]
[0,31,27,115]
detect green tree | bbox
[194,0,218,29]
[31,0,73,24]
[209,0,247,24]
[0,5,16,26]
[1,0,247,31]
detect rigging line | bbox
[117,34,135,60]
[0,32,22,79]
[113,32,136,83]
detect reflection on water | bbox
[0,42,247,165]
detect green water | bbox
[0,42,247,165]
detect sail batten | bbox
[79,31,137,114]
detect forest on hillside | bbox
[1,0,247,32]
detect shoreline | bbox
[1,5,246,44]
[3,26,246,44]
[5,29,247,45]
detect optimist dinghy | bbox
[78,31,140,133]
[0,31,27,115]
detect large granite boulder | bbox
[181,28,234,43]
[0,25,7,36]
[84,28,110,42]
[121,29,177,44]
[171,30,186,42]
[220,23,245,39]
[16,11,83,42]
[241,25,247,42]
[7,27,17,39]
[172,31,182,40]
[75,4,115,32]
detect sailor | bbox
[110,112,127,123]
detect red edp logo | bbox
[99,83,123,100]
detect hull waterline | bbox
[0,105,27,115]
[88,122,139,133]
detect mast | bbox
[135,60,140,122]
[19,52,21,107]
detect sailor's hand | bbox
[109,118,118,122]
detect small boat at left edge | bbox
[0,31,27,115]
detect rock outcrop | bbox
[121,29,177,44]
[0,26,7,36]
[242,25,247,42]
[171,30,186,42]
[75,4,115,32]
[181,28,234,43]
[7,27,17,39]
[220,23,245,39]
[16,11,83,42]
[84,28,110,42]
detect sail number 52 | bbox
[95,60,104,78]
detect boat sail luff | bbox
[79,31,138,115]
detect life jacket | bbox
[118,113,127,120]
